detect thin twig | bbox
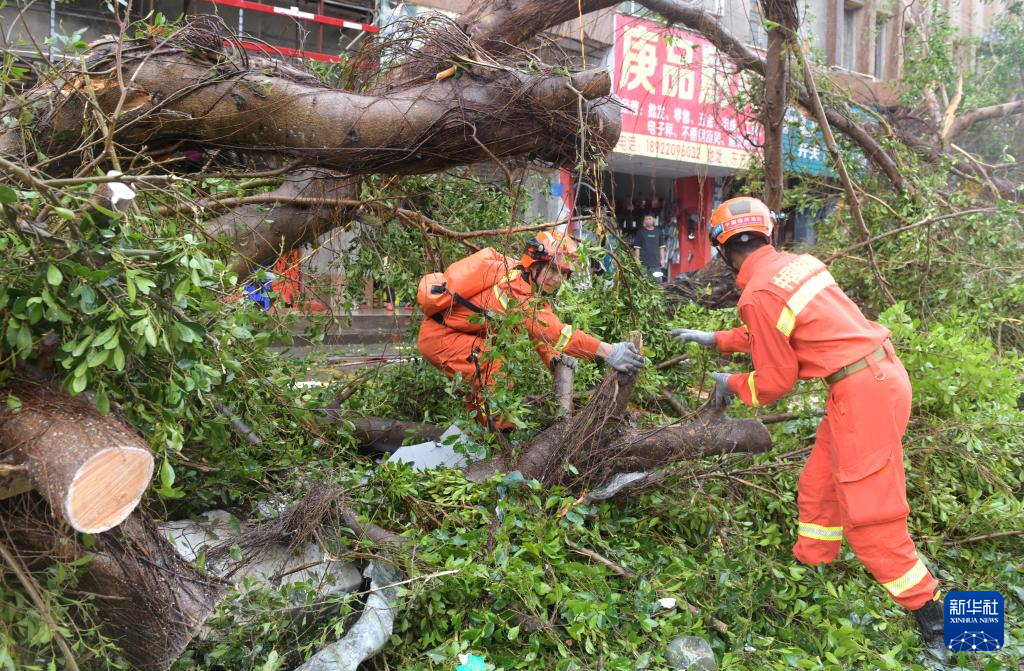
[825,208,999,262]
[657,386,688,416]
[565,540,633,578]
[0,539,81,671]
[795,46,895,305]
[944,530,1023,546]
[654,353,689,370]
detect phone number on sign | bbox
[643,137,704,160]
[639,137,749,168]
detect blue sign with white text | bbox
[945,590,1004,651]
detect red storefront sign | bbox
[613,14,762,169]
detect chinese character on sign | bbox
[619,25,659,94]
[663,35,696,100]
[699,43,726,106]
[949,599,963,616]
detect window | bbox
[841,6,860,70]
[841,7,860,69]
[874,18,889,79]
[750,9,768,49]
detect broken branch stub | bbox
[0,371,154,533]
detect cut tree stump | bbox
[0,370,154,533]
[5,497,228,671]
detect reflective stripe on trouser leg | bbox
[831,360,938,610]
[798,522,842,541]
[881,557,930,598]
[793,415,843,566]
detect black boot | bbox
[913,597,946,651]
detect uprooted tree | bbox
[1,0,1022,668]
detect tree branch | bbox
[947,100,1024,139]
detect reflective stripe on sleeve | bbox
[492,284,509,309]
[774,271,836,336]
[555,325,573,351]
[776,307,796,336]
[881,558,930,597]
[789,271,836,314]
[798,522,843,542]
[747,372,759,407]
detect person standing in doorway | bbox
[633,214,666,282]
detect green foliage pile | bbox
[1,18,1023,671]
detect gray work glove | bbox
[669,328,716,348]
[710,371,736,408]
[605,342,645,374]
[550,354,579,373]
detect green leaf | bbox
[259,651,281,671]
[155,458,184,499]
[230,325,253,340]
[0,185,16,204]
[46,264,63,286]
[95,388,109,413]
[53,207,75,221]
[86,349,109,368]
[160,458,175,489]
[6,394,22,412]
[144,323,158,347]
[70,372,87,394]
[15,324,32,353]
[112,346,126,371]
[92,324,118,348]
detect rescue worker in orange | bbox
[418,231,645,428]
[669,197,944,649]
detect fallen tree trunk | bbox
[1,23,618,178]
[348,416,446,454]
[0,371,154,533]
[465,334,774,487]
[4,497,227,671]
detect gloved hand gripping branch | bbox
[605,342,645,374]
[710,371,735,408]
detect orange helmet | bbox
[521,230,579,272]
[709,197,774,246]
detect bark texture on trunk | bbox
[6,499,227,671]
[0,372,154,533]
[6,36,618,177]
[758,0,799,213]
[202,171,359,276]
[552,361,575,417]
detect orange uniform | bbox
[418,265,600,426]
[715,245,938,610]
